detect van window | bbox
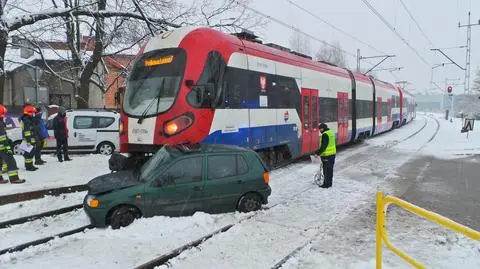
[47,119,54,130]
[207,154,248,180]
[98,117,115,128]
[74,116,94,129]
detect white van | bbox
[9,109,120,155]
[42,109,120,155]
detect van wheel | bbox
[108,206,140,229]
[237,193,262,212]
[97,142,114,155]
[13,141,22,155]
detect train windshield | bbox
[124,48,187,117]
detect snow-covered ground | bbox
[0,154,110,196]
[0,114,479,268]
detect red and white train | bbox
[116,26,415,167]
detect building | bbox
[2,36,136,110]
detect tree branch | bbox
[8,9,181,32]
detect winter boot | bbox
[25,163,38,171]
[58,155,63,162]
[64,155,72,161]
[0,175,8,184]
[9,174,25,184]
[34,159,46,165]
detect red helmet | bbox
[0,105,7,118]
[23,104,37,116]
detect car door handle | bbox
[74,132,77,137]
[193,186,203,191]
[237,179,245,184]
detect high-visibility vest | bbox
[320,129,336,156]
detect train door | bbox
[387,98,392,123]
[376,97,382,132]
[301,88,316,155]
[310,90,319,153]
[337,92,349,145]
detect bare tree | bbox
[0,0,265,107]
[288,30,311,56]
[315,41,346,68]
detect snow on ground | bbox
[0,212,249,268]
[1,114,479,268]
[0,154,110,196]
[420,113,480,159]
[0,191,86,222]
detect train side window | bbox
[224,67,248,108]
[187,51,226,108]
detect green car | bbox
[83,144,272,229]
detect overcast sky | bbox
[236,0,480,95]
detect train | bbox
[115,26,415,168]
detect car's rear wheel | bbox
[97,141,115,155]
[108,206,140,229]
[237,193,262,212]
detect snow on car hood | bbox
[87,170,140,194]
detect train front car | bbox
[119,27,240,155]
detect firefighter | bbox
[0,105,25,184]
[317,123,336,188]
[33,104,47,165]
[20,104,38,171]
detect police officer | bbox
[317,123,336,188]
[20,104,38,171]
[0,105,25,184]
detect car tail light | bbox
[163,113,194,136]
[263,172,270,185]
[119,119,124,135]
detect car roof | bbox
[48,109,120,119]
[165,143,250,156]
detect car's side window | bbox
[160,157,203,186]
[207,154,248,180]
[73,116,95,129]
[46,119,54,130]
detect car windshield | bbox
[123,48,187,117]
[139,146,173,181]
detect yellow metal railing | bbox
[376,191,480,269]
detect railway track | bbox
[0,117,434,263]
[0,184,87,206]
[269,115,441,269]
[130,117,435,269]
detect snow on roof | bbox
[4,46,92,72]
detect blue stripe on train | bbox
[202,124,301,157]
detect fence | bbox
[376,191,480,268]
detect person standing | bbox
[0,105,25,183]
[20,104,38,171]
[33,105,47,165]
[317,123,336,188]
[53,107,71,162]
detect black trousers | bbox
[56,138,69,160]
[0,151,18,173]
[321,155,335,187]
[34,139,43,162]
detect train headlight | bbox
[163,113,194,136]
[119,120,124,135]
[86,195,100,208]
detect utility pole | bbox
[357,49,361,72]
[459,12,480,95]
[358,53,396,75]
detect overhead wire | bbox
[284,0,387,55]
[398,0,434,47]
[360,0,430,66]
